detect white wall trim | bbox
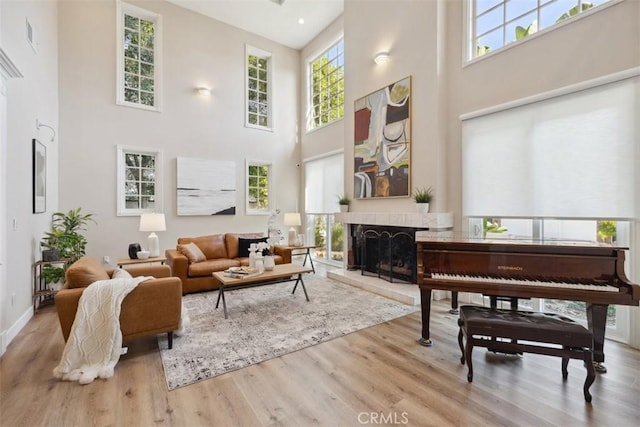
[0,48,23,79]
[302,148,344,164]
[0,306,33,357]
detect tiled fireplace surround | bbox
[328,212,454,305]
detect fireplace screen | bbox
[356,225,417,284]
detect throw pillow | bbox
[65,257,110,289]
[112,268,133,279]
[237,237,268,258]
[178,242,207,263]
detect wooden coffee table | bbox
[212,263,313,319]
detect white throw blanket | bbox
[53,276,152,384]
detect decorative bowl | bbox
[137,250,150,260]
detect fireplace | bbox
[353,225,418,284]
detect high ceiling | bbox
[166,0,344,50]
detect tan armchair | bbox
[54,257,182,348]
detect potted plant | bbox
[40,207,96,264]
[41,264,66,291]
[413,186,434,213]
[337,194,351,212]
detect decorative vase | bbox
[264,255,275,271]
[416,203,429,213]
[255,256,264,273]
[339,205,349,212]
[249,244,257,269]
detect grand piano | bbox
[416,234,640,372]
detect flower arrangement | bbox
[257,240,271,256]
[337,194,351,206]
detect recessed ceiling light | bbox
[298,18,305,25]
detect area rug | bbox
[157,275,419,390]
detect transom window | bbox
[472,0,613,59]
[117,2,162,111]
[246,160,272,215]
[246,45,272,130]
[117,145,163,216]
[309,38,344,130]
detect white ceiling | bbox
[166,0,344,50]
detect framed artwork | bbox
[177,157,236,215]
[32,138,46,213]
[354,76,411,198]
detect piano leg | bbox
[586,303,608,373]
[450,291,459,314]
[418,288,433,347]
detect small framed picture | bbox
[33,138,46,213]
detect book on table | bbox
[223,266,262,279]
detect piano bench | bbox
[457,305,596,402]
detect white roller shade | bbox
[304,152,344,214]
[462,77,638,219]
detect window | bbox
[246,45,272,130]
[117,145,163,216]
[246,160,272,215]
[309,39,344,130]
[471,0,613,59]
[304,152,345,265]
[117,2,162,111]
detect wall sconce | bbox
[36,118,56,142]
[374,52,390,65]
[197,87,211,96]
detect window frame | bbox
[116,1,163,112]
[308,38,345,132]
[116,145,163,216]
[466,0,620,63]
[245,159,273,216]
[245,44,273,131]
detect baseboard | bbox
[0,305,33,357]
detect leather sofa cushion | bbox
[178,234,227,260]
[65,257,110,289]
[188,259,241,277]
[177,242,206,263]
[225,233,264,258]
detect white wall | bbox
[0,0,58,354]
[58,0,301,265]
[342,0,445,213]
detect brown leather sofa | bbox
[165,232,292,294]
[54,257,182,348]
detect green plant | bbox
[40,207,96,264]
[337,194,351,205]
[41,264,65,285]
[412,186,434,204]
[597,220,616,243]
[483,218,507,235]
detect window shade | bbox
[304,153,344,214]
[462,77,638,219]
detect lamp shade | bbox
[139,213,166,232]
[283,212,301,226]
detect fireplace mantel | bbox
[335,211,454,230]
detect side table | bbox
[33,259,69,312]
[117,256,167,268]
[282,244,318,273]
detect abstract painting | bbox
[354,76,411,198]
[32,138,46,213]
[177,157,236,215]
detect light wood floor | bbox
[2,266,639,426]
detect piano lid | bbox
[415,231,628,251]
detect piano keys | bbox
[416,235,640,372]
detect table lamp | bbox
[284,212,301,246]
[139,213,166,257]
